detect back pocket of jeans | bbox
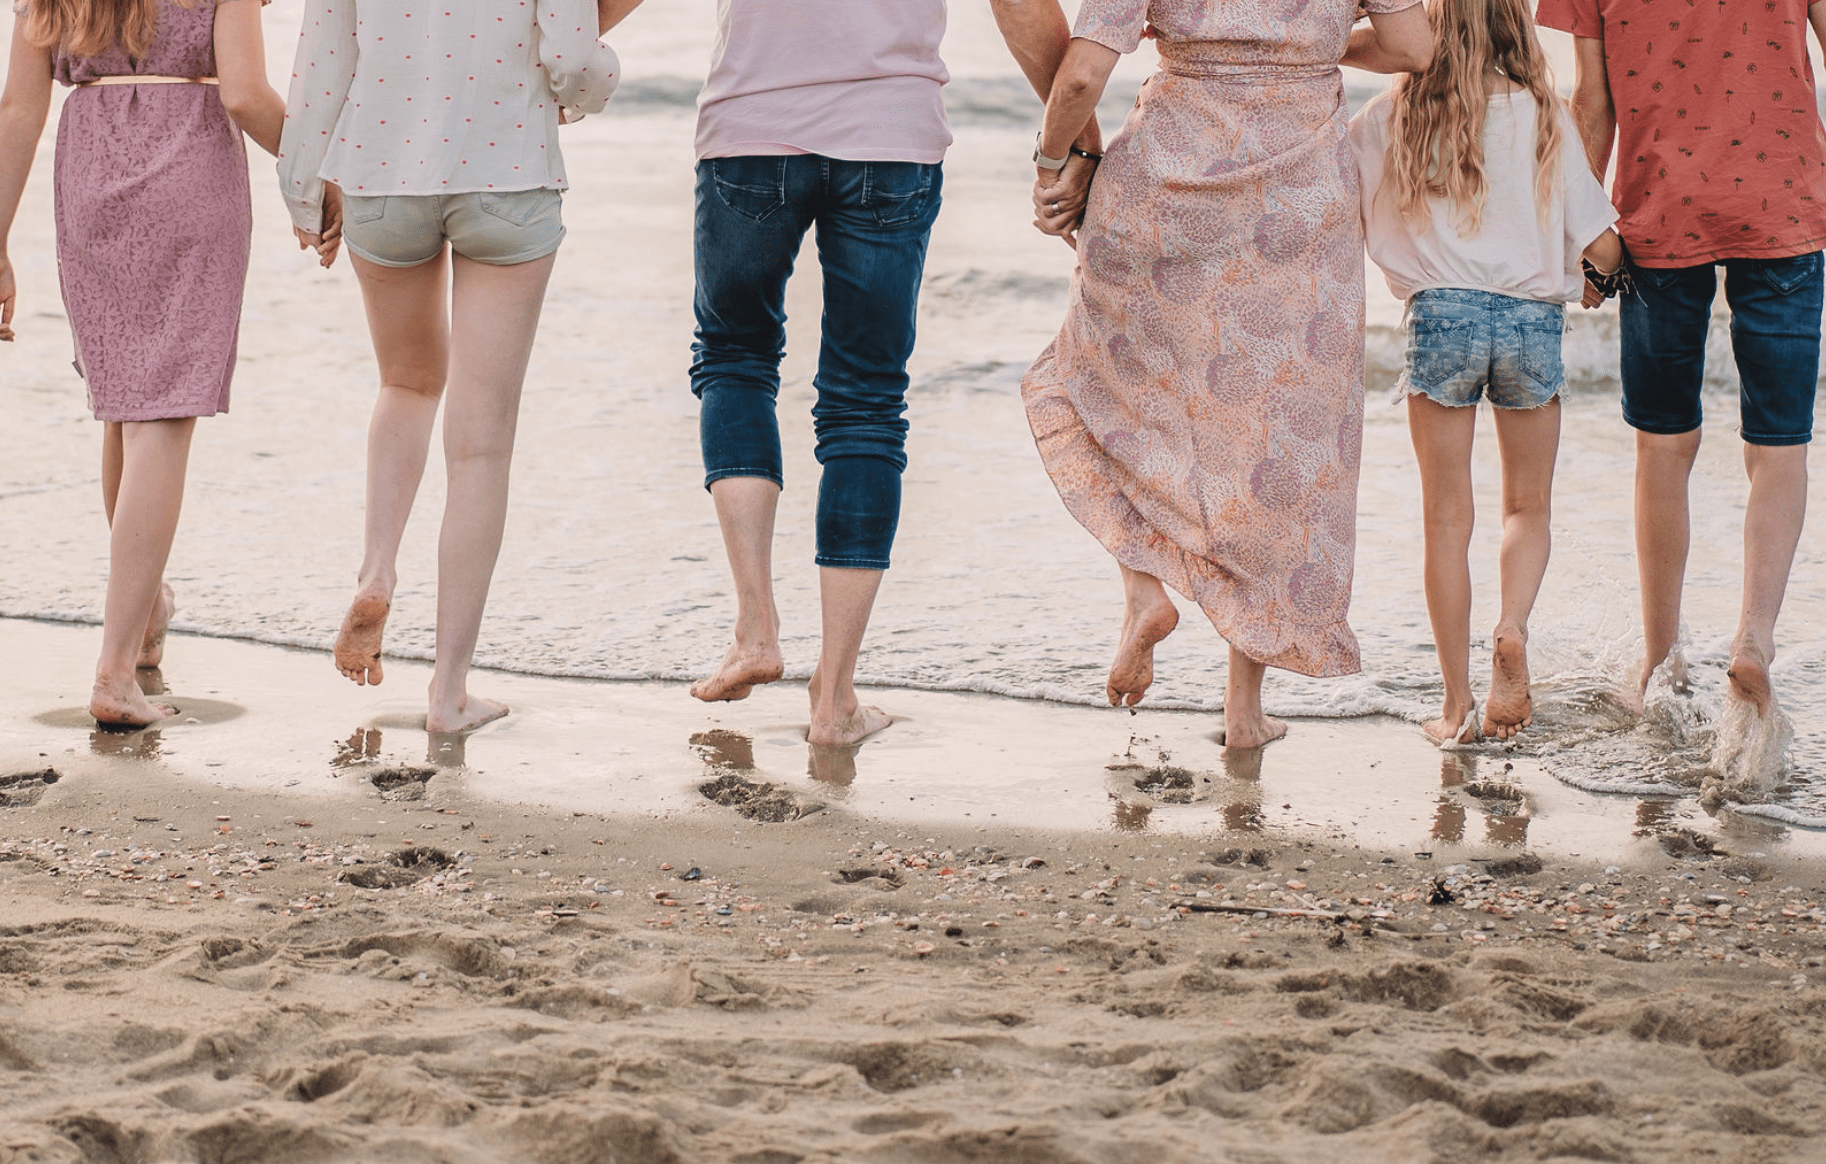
[1407,317,1475,392]
[346,195,388,225]
[1516,319,1565,390]
[479,190,551,226]
[712,157,788,223]
[864,162,937,226]
[1753,250,1824,296]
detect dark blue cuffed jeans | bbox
[690,154,943,570]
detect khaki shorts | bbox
[342,190,565,268]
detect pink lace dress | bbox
[1023,0,1418,678]
[43,0,258,421]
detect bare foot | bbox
[426,694,509,734]
[1727,638,1773,717]
[690,639,784,702]
[1216,714,1287,749]
[90,675,175,728]
[1107,595,1179,706]
[1422,702,1479,746]
[335,592,391,686]
[808,703,891,747]
[1483,631,1533,740]
[138,583,175,669]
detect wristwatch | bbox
[1033,133,1068,171]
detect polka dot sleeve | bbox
[535,0,620,121]
[275,0,357,233]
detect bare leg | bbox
[91,419,195,726]
[1106,564,1180,707]
[1406,395,1479,743]
[1218,646,1285,749]
[806,566,891,746]
[423,251,555,733]
[101,423,179,669]
[1484,398,1561,739]
[690,477,786,701]
[1634,428,1702,704]
[1728,442,1807,715]
[338,250,450,686]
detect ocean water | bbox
[2,3,1824,824]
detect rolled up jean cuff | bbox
[703,467,784,491]
[815,554,892,570]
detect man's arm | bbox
[987,0,1100,152]
[599,0,645,34]
[1339,4,1433,73]
[1567,35,1615,180]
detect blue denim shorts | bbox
[1619,251,1823,446]
[1397,288,1565,409]
[342,190,565,268]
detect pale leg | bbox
[690,477,786,701]
[424,251,556,733]
[100,423,177,669]
[91,418,196,725]
[1406,395,1479,743]
[1634,429,1702,703]
[1220,646,1286,749]
[1484,398,1561,739]
[806,566,891,746]
[337,250,450,686]
[1106,564,1180,707]
[1728,442,1807,715]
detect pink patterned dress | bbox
[46,0,257,421]
[1024,0,1417,678]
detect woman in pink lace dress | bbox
[1024,0,1430,747]
[0,0,297,725]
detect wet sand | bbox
[5,618,1826,1161]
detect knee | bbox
[385,377,445,403]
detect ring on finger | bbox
[1049,201,1061,214]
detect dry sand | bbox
[5,628,1826,1162]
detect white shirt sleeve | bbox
[536,1,621,120]
[277,0,358,234]
[1558,107,1619,268]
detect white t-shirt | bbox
[695,0,951,164]
[1350,90,1617,303]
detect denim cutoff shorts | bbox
[342,190,565,268]
[1397,288,1565,409]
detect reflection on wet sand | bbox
[1432,796,1466,844]
[332,727,383,770]
[90,725,162,759]
[806,744,858,790]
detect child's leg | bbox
[1485,398,1561,739]
[100,424,177,668]
[336,250,451,686]
[424,251,557,733]
[91,418,197,726]
[1406,395,1479,743]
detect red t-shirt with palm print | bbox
[1537,0,1826,266]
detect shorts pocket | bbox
[711,157,788,223]
[478,190,552,227]
[1406,317,1476,394]
[1752,250,1825,296]
[1516,318,1565,390]
[346,196,388,225]
[864,162,938,226]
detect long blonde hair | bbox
[22,0,195,61]
[1385,0,1563,236]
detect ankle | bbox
[1493,623,1527,646]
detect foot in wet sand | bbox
[690,640,784,702]
[1217,714,1287,750]
[1727,638,1774,718]
[137,583,175,669]
[1107,596,1179,707]
[1483,631,1533,740]
[335,592,391,686]
[426,694,509,735]
[90,675,175,728]
[808,703,891,748]
[1423,702,1479,746]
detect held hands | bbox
[294,184,345,269]
[1032,153,1099,249]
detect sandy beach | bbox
[4,620,1826,1161]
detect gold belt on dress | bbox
[76,75,219,87]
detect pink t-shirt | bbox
[695,0,952,164]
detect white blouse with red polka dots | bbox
[277,0,619,233]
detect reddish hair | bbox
[22,0,195,61]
